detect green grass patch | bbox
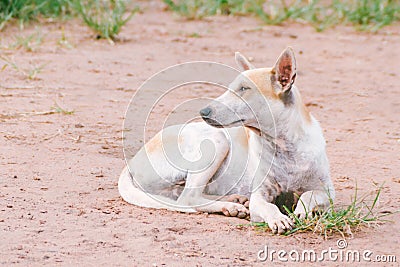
[0,0,73,30]
[163,0,400,32]
[0,0,138,41]
[163,0,259,19]
[1,1,398,34]
[238,184,396,239]
[339,0,400,31]
[73,0,138,43]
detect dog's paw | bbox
[293,211,308,220]
[221,194,249,208]
[293,206,312,220]
[221,202,249,219]
[268,214,294,234]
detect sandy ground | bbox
[1,2,399,266]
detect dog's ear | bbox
[235,52,254,71]
[272,47,297,92]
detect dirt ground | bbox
[1,2,399,266]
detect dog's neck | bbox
[257,87,311,151]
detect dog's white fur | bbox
[118,48,335,234]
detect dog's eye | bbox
[240,86,250,92]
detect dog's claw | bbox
[230,209,239,217]
[268,214,293,234]
[222,207,230,216]
[237,211,247,219]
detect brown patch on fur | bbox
[235,127,249,148]
[244,68,279,100]
[145,133,162,154]
[301,104,312,124]
[245,126,261,136]
[146,131,184,154]
[262,179,283,203]
[245,68,311,124]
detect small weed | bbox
[57,26,74,49]
[73,0,139,43]
[51,102,75,115]
[186,32,202,38]
[0,55,47,80]
[240,184,395,238]
[10,29,44,52]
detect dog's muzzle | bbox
[200,107,223,127]
[199,107,212,118]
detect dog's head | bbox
[200,47,302,133]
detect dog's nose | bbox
[199,107,212,118]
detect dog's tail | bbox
[118,166,196,213]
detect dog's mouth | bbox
[203,117,262,135]
[245,125,262,136]
[202,118,230,128]
[203,118,251,128]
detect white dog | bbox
[118,48,335,234]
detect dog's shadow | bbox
[275,192,299,215]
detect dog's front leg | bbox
[176,141,248,218]
[249,185,294,234]
[294,190,333,219]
